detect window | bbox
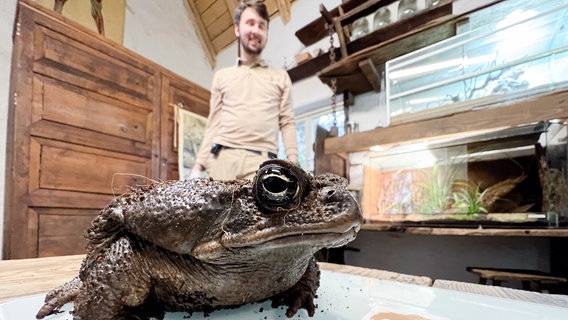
[279,107,345,174]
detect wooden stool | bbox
[466,267,567,293]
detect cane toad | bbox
[36,159,362,319]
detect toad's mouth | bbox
[225,219,360,248]
[256,225,360,250]
[192,215,361,260]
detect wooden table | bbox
[0,255,431,303]
[0,255,84,303]
[1,255,566,309]
[466,266,567,293]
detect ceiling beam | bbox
[275,0,291,24]
[224,0,239,19]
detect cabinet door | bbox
[159,74,209,181]
[4,2,160,258]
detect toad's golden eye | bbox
[253,163,302,212]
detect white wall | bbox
[122,0,213,89]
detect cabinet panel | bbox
[37,143,150,195]
[32,24,156,106]
[37,208,98,257]
[36,77,151,143]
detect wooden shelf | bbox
[324,89,568,154]
[289,0,506,95]
[362,223,568,237]
[287,47,340,83]
[288,0,454,86]
[294,0,369,47]
[319,1,456,94]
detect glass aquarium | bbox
[385,1,568,125]
[362,120,568,228]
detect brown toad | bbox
[36,159,362,319]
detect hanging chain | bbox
[326,22,338,129]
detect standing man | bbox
[190,0,298,180]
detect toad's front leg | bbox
[72,236,152,320]
[36,276,82,319]
[270,257,320,317]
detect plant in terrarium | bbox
[451,180,488,217]
[414,163,457,215]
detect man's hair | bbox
[233,0,269,26]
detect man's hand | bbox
[190,164,205,179]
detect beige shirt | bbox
[195,60,298,168]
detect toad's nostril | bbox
[320,187,341,202]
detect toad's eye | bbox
[253,163,304,213]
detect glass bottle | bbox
[398,0,417,20]
[351,17,369,41]
[373,7,391,31]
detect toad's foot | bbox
[36,276,82,319]
[270,257,320,317]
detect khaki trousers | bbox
[207,148,271,180]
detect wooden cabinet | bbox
[3,1,210,259]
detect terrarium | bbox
[385,1,568,125]
[362,120,568,227]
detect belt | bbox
[217,145,277,159]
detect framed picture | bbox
[177,107,208,180]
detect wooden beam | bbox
[183,0,217,67]
[319,3,334,25]
[358,58,381,92]
[224,0,239,19]
[201,1,227,26]
[212,25,237,53]
[362,224,568,237]
[324,89,568,154]
[275,0,292,24]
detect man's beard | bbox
[240,36,264,55]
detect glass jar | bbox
[351,18,369,41]
[426,0,440,8]
[398,0,417,20]
[373,7,392,30]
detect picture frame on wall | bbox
[177,106,208,180]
